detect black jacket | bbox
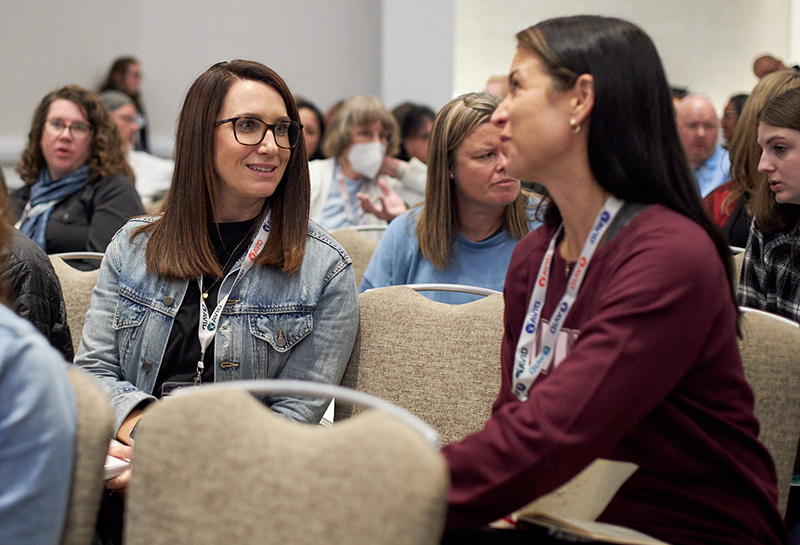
[10,174,144,269]
[1,229,73,360]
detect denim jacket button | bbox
[142,361,153,372]
[162,296,174,306]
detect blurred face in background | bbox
[121,63,142,95]
[403,117,433,164]
[109,103,140,149]
[721,100,739,142]
[299,107,321,159]
[677,96,719,169]
[41,99,93,180]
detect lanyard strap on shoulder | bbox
[512,196,624,401]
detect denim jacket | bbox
[74,217,359,432]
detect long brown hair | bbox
[418,92,530,270]
[752,87,800,233]
[723,70,800,218]
[16,85,133,184]
[134,60,309,279]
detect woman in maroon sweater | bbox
[440,15,786,545]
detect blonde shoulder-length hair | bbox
[417,92,531,270]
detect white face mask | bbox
[347,141,386,179]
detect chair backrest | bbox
[329,229,380,288]
[61,367,114,545]
[337,285,504,445]
[733,250,745,287]
[124,387,448,545]
[403,283,502,298]
[738,307,800,515]
[49,256,100,354]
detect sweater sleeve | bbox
[441,219,732,528]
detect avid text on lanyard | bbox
[512,196,624,401]
[195,210,272,385]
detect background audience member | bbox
[100,56,148,152]
[310,95,412,228]
[0,228,73,361]
[76,60,358,506]
[484,75,509,98]
[296,97,327,161]
[676,94,731,197]
[360,92,537,304]
[374,102,435,204]
[393,102,435,164]
[0,188,76,545]
[11,85,144,268]
[722,93,749,145]
[754,53,791,79]
[0,168,72,360]
[704,70,800,246]
[739,86,800,323]
[100,90,173,206]
[442,16,785,545]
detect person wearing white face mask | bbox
[309,95,420,229]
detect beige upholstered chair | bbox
[49,256,100,354]
[738,307,800,514]
[124,383,448,545]
[60,367,114,545]
[733,250,745,286]
[329,229,380,288]
[337,285,504,445]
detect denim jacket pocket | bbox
[248,309,313,352]
[112,293,148,363]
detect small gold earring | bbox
[570,119,582,134]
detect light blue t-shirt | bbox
[695,146,731,198]
[0,304,76,545]
[359,206,541,304]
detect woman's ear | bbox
[570,73,595,127]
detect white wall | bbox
[0,0,384,163]
[4,0,800,188]
[381,0,455,112]
[454,0,792,115]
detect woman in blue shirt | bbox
[360,92,539,304]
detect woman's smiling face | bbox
[214,79,291,220]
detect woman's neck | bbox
[338,155,366,180]
[457,198,506,242]
[544,170,609,262]
[213,199,265,223]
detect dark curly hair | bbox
[16,85,133,184]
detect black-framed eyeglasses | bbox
[214,117,303,149]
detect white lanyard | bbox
[334,161,363,226]
[14,199,59,229]
[195,209,272,384]
[512,196,624,401]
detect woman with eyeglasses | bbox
[74,61,358,513]
[310,95,422,229]
[11,85,144,268]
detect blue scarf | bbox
[17,165,91,252]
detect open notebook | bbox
[496,459,670,545]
